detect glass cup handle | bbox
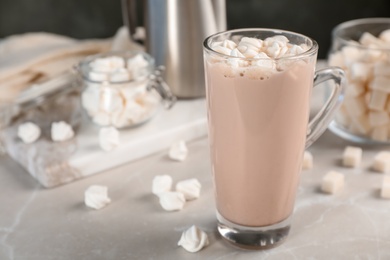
[305,67,346,148]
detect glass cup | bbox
[203,28,346,249]
[328,18,390,144]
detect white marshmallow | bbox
[240,37,263,48]
[222,39,237,49]
[230,48,245,58]
[213,45,231,56]
[152,175,173,195]
[369,76,390,93]
[81,85,101,115]
[88,71,108,82]
[110,56,126,68]
[175,178,201,201]
[99,87,124,114]
[111,111,129,128]
[84,185,111,210]
[285,44,305,57]
[381,176,390,199]
[51,121,74,142]
[127,54,148,69]
[253,52,274,69]
[178,225,209,253]
[158,191,185,211]
[373,151,390,173]
[302,151,313,170]
[99,127,120,152]
[328,52,345,68]
[110,69,131,83]
[342,146,362,168]
[350,113,371,135]
[127,54,149,79]
[379,29,390,43]
[124,100,146,123]
[239,46,259,58]
[17,122,41,144]
[344,96,367,116]
[360,32,385,47]
[374,62,390,76]
[342,46,362,66]
[321,171,345,194]
[368,90,388,111]
[362,46,384,62]
[345,82,365,97]
[265,42,283,58]
[371,125,388,142]
[90,58,113,72]
[169,141,188,162]
[369,111,389,126]
[349,62,372,82]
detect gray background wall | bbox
[0,0,389,58]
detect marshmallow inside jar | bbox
[328,18,390,144]
[77,51,166,129]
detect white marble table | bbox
[1,128,390,260]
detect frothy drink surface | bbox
[206,61,314,227]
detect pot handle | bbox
[148,66,177,109]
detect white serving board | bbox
[69,99,208,176]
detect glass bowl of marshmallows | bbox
[77,51,176,128]
[328,18,390,144]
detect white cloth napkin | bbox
[0,26,142,102]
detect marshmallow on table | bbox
[158,191,186,211]
[17,122,41,144]
[169,141,188,162]
[380,176,390,199]
[302,151,313,170]
[99,127,120,152]
[178,225,209,253]
[51,121,74,142]
[321,171,345,194]
[175,178,201,201]
[152,175,173,195]
[84,185,111,210]
[372,151,390,173]
[342,146,363,168]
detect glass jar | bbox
[328,18,390,144]
[77,51,176,128]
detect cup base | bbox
[217,212,291,250]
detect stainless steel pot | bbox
[122,0,226,98]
